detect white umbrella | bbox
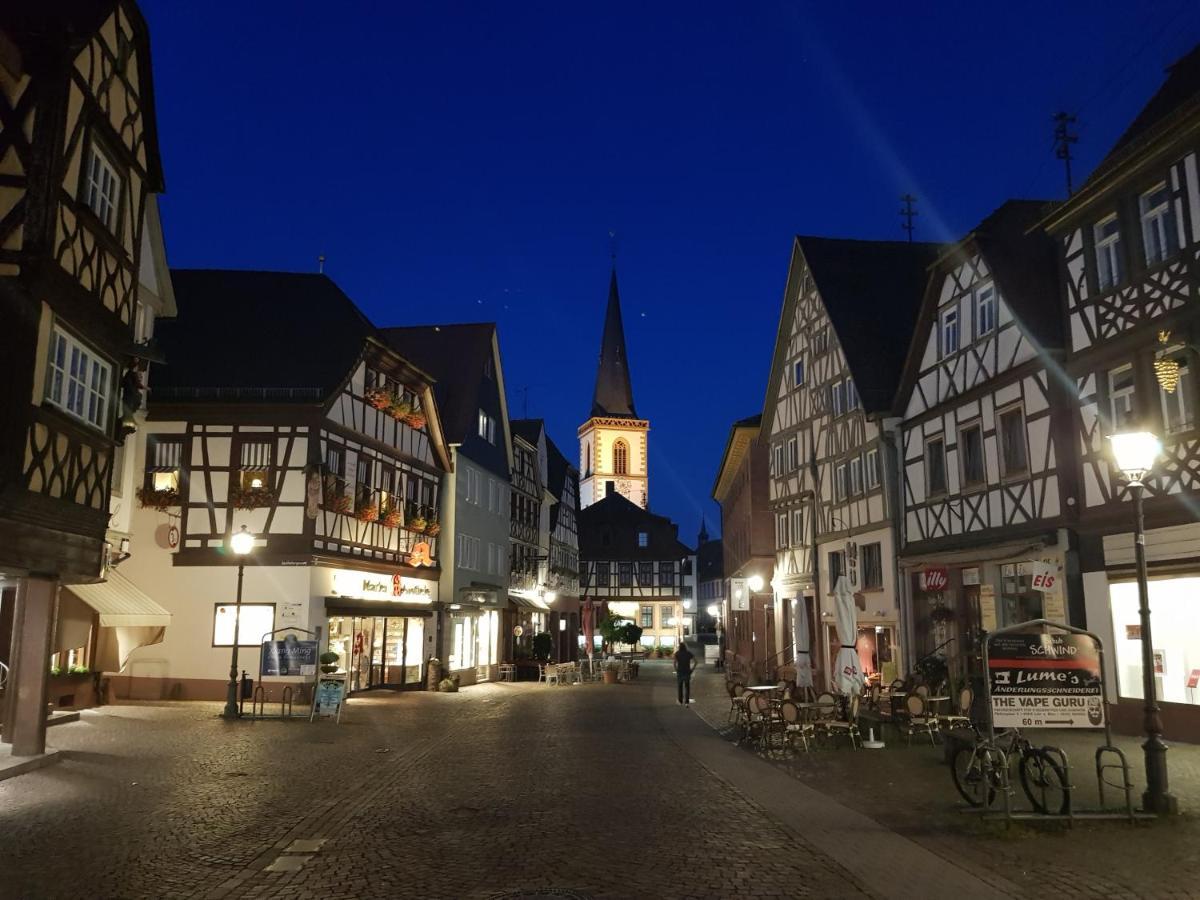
[832,575,864,695]
[792,596,814,689]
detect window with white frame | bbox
[861,542,883,590]
[835,463,848,501]
[456,533,480,569]
[1139,183,1177,266]
[477,409,496,443]
[959,422,984,486]
[44,326,113,430]
[84,143,121,231]
[790,509,803,548]
[793,359,805,387]
[776,513,788,550]
[831,380,845,417]
[865,448,880,489]
[845,378,859,412]
[998,406,1029,476]
[926,436,947,494]
[849,456,863,495]
[1108,365,1136,432]
[940,307,959,357]
[772,443,784,477]
[786,435,798,471]
[1159,347,1194,435]
[813,328,828,354]
[975,283,996,337]
[1094,215,1123,290]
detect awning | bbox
[509,594,549,610]
[67,570,172,627]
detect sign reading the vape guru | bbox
[987,631,1104,729]
[330,569,436,603]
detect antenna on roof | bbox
[1053,111,1079,197]
[517,385,530,418]
[608,230,618,265]
[899,194,918,242]
[317,253,326,274]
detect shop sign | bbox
[314,677,345,719]
[961,567,981,586]
[1187,669,1200,690]
[987,631,1104,728]
[1153,650,1166,675]
[330,569,435,603]
[730,578,749,611]
[1026,560,1058,593]
[260,637,318,677]
[921,567,948,591]
[1125,624,1142,640]
[978,584,997,632]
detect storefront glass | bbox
[475,610,498,669]
[1110,578,1200,707]
[327,615,424,692]
[449,614,477,670]
[999,564,1043,627]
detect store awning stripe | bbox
[66,570,172,627]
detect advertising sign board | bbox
[921,567,948,591]
[314,677,345,719]
[260,637,319,677]
[988,630,1104,728]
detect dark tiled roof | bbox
[590,269,638,418]
[382,324,496,444]
[156,270,376,398]
[579,492,693,560]
[510,418,544,447]
[798,238,942,414]
[698,537,723,581]
[732,413,761,429]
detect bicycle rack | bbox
[251,684,267,719]
[1096,743,1136,822]
[281,685,294,718]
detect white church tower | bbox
[579,269,649,509]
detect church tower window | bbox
[613,440,629,475]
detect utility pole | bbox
[899,194,918,243]
[1053,111,1078,197]
[317,253,326,274]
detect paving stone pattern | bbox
[0,672,865,900]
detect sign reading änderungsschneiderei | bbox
[988,630,1104,729]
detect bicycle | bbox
[950,724,1070,815]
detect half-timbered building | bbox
[115,271,452,699]
[762,237,939,688]
[509,419,553,659]
[895,200,1078,684]
[579,488,695,650]
[546,435,581,662]
[384,323,511,685]
[1042,46,1200,738]
[0,2,167,755]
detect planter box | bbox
[47,673,96,710]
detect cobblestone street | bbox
[1,661,1197,899]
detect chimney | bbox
[606,480,615,497]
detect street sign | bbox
[987,630,1104,728]
[730,578,749,611]
[260,637,318,677]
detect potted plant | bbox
[354,499,379,523]
[136,486,180,510]
[407,506,427,532]
[602,661,620,684]
[319,651,340,674]
[404,410,427,429]
[424,516,441,537]
[230,486,275,509]
[364,386,392,410]
[380,504,403,528]
[387,397,412,421]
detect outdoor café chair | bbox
[728,682,749,723]
[914,683,930,699]
[778,699,814,753]
[821,693,862,750]
[746,692,773,749]
[903,693,940,746]
[938,686,974,730]
[544,664,560,686]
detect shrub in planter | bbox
[136,486,180,509]
[380,505,403,528]
[365,387,392,410]
[355,501,379,523]
[424,519,441,537]
[407,512,427,532]
[319,651,340,674]
[438,674,460,693]
[387,398,412,420]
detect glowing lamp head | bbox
[706,604,719,617]
[543,590,557,604]
[747,574,764,592]
[230,525,255,556]
[1109,431,1161,483]
[250,477,264,489]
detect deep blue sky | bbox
[143,1,1200,541]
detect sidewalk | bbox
[686,663,1200,899]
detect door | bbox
[403,618,424,685]
[368,616,386,686]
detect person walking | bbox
[674,641,697,705]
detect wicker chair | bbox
[903,693,940,746]
[778,699,814,753]
[821,694,862,750]
[939,686,974,731]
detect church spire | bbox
[591,268,638,418]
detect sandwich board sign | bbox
[987,627,1104,729]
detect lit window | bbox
[1159,348,1194,436]
[637,530,648,548]
[1139,183,1177,266]
[145,437,183,493]
[477,410,496,443]
[1094,215,1123,290]
[959,423,984,486]
[926,436,947,494]
[1108,365,1137,432]
[44,326,112,430]
[613,439,629,475]
[998,407,1028,476]
[940,307,959,357]
[213,603,274,647]
[975,283,996,336]
[84,143,121,231]
[641,605,653,628]
[239,440,273,491]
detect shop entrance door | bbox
[334,616,425,692]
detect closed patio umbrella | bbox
[582,597,595,661]
[832,575,864,695]
[792,596,814,689]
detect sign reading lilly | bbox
[328,569,437,604]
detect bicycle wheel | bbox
[951,746,996,808]
[1019,749,1070,815]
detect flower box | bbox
[324,493,352,514]
[230,486,275,510]
[381,507,403,528]
[407,515,427,532]
[136,486,180,509]
[355,503,379,523]
[387,398,412,421]
[424,521,441,537]
[404,411,427,429]
[365,387,392,410]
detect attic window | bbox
[637,530,648,548]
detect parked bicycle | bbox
[950,723,1070,815]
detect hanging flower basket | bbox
[365,386,393,410]
[136,486,180,509]
[424,520,441,537]
[230,486,275,510]
[388,398,412,421]
[404,411,427,429]
[407,514,427,532]
[380,506,403,528]
[355,502,379,523]
[324,492,352,514]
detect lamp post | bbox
[223,525,255,720]
[1109,431,1177,814]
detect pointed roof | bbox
[698,517,710,544]
[590,269,638,418]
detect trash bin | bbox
[240,673,254,700]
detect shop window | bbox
[640,605,653,628]
[619,562,633,587]
[998,406,1029,476]
[861,543,883,590]
[999,564,1042,628]
[925,436,947,495]
[959,422,984,486]
[213,603,274,647]
[660,605,675,628]
[144,436,183,493]
[1109,578,1200,707]
[239,439,273,491]
[658,561,675,587]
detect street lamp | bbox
[1109,430,1177,814]
[748,574,765,592]
[223,526,255,719]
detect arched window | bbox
[613,439,629,475]
[584,441,592,476]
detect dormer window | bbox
[940,307,959,357]
[637,530,649,548]
[84,142,121,232]
[1094,215,1123,290]
[1139,183,1177,266]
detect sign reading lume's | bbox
[330,569,435,603]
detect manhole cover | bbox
[488,892,591,900]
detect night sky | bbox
[142,1,1200,541]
